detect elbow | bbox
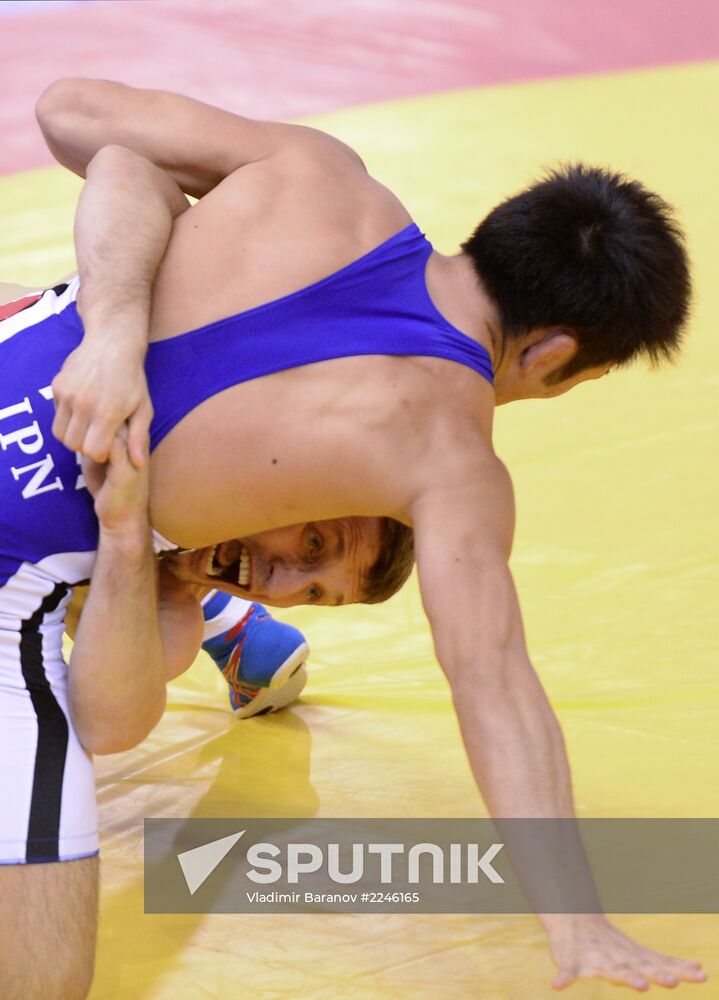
[35,78,98,175]
[76,689,167,757]
[85,732,138,757]
[36,78,130,177]
[36,78,86,131]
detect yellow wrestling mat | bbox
[0,60,717,999]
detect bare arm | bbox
[41,81,363,462]
[51,143,189,465]
[69,431,166,756]
[36,78,364,199]
[412,454,705,991]
[66,570,204,689]
[413,460,575,819]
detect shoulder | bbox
[374,365,498,520]
[273,123,369,172]
[410,444,515,562]
[261,127,413,239]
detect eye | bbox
[306,532,323,558]
[306,584,321,604]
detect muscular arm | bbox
[413,458,575,819]
[67,569,204,694]
[69,434,167,756]
[412,452,705,990]
[36,78,364,199]
[52,143,189,464]
[41,80,363,462]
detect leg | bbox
[0,576,100,999]
[0,855,98,1000]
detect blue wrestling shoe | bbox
[202,600,309,719]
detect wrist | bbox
[539,913,607,933]
[77,294,151,352]
[98,516,153,559]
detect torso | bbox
[3,148,496,547]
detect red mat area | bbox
[1,0,718,176]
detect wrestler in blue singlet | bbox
[1,224,493,587]
[0,223,493,865]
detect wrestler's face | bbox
[163,517,383,607]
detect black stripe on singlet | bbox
[19,583,70,862]
[15,284,68,316]
[13,285,68,319]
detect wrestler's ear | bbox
[519,328,577,378]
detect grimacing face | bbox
[161,517,384,608]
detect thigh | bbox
[0,570,98,864]
[0,570,100,998]
[0,854,99,1000]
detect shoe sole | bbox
[268,641,310,690]
[233,663,308,719]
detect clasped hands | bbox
[52,337,152,530]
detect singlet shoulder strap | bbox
[143,223,494,451]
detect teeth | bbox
[205,545,222,577]
[238,547,250,586]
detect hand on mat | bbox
[52,337,153,468]
[546,914,706,991]
[82,425,150,533]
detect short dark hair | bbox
[361,517,414,604]
[461,163,692,381]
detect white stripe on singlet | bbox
[0,553,98,864]
[0,551,95,628]
[0,278,80,344]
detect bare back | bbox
[147,146,495,547]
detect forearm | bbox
[451,654,574,817]
[69,520,166,755]
[450,652,602,922]
[52,144,189,462]
[427,545,598,913]
[447,567,569,816]
[66,573,205,687]
[74,143,188,341]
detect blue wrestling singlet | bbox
[0,224,493,864]
[143,223,493,449]
[0,283,92,590]
[1,224,492,586]
[0,223,494,589]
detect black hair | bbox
[461,163,692,381]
